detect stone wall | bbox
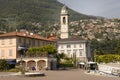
[98,64,120,76]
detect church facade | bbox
[58,5,93,62]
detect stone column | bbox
[47,60,50,70]
[25,61,28,71]
[35,61,38,71]
[45,59,48,69]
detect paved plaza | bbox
[0,69,120,80]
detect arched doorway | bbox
[27,60,36,71]
[37,60,46,70]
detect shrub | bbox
[0,59,10,71]
[95,54,120,63]
[8,68,20,72]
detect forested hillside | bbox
[0,0,96,32]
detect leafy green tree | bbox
[55,53,65,63]
[0,19,9,31]
[115,41,120,54]
[95,54,120,63]
[42,44,57,55]
[0,59,10,71]
[27,47,47,57]
[17,21,40,33]
[55,53,73,68]
[91,39,119,55]
[26,44,57,57]
[57,53,67,59]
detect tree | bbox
[91,39,119,55]
[42,44,57,55]
[0,19,8,32]
[115,41,120,54]
[56,53,66,62]
[26,47,47,57]
[0,59,10,71]
[95,54,120,63]
[26,44,57,57]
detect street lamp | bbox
[18,46,28,75]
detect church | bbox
[57,5,93,62]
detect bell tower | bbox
[60,5,69,39]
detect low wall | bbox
[98,64,120,76]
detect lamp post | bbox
[20,49,25,75]
[18,46,28,76]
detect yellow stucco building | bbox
[0,31,57,70]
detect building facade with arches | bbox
[0,31,57,70]
[17,57,57,71]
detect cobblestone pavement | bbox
[0,69,120,80]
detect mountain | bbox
[0,0,97,25]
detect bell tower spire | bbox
[60,5,69,39]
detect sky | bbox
[58,0,120,18]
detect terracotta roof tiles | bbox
[0,31,53,41]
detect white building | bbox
[57,6,93,62]
[58,5,93,62]
[57,38,92,62]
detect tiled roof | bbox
[57,38,88,44]
[47,36,58,41]
[0,31,53,41]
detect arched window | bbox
[63,17,66,24]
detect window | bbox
[74,44,76,48]
[79,50,82,56]
[80,44,82,48]
[29,39,31,45]
[23,38,26,44]
[61,45,63,49]
[38,40,40,46]
[1,50,5,57]
[73,49,77,53]
[1,38,5,45]
[60,50,65,53]
[32,39,35,46]
[67,44,71,48]
[63,17,66,24]
[67,50,71,54]
[9,49,13,56]
[9,37,12,44]
[40,41,43,46]
[67,50,71,57]
[19,38,21,43]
